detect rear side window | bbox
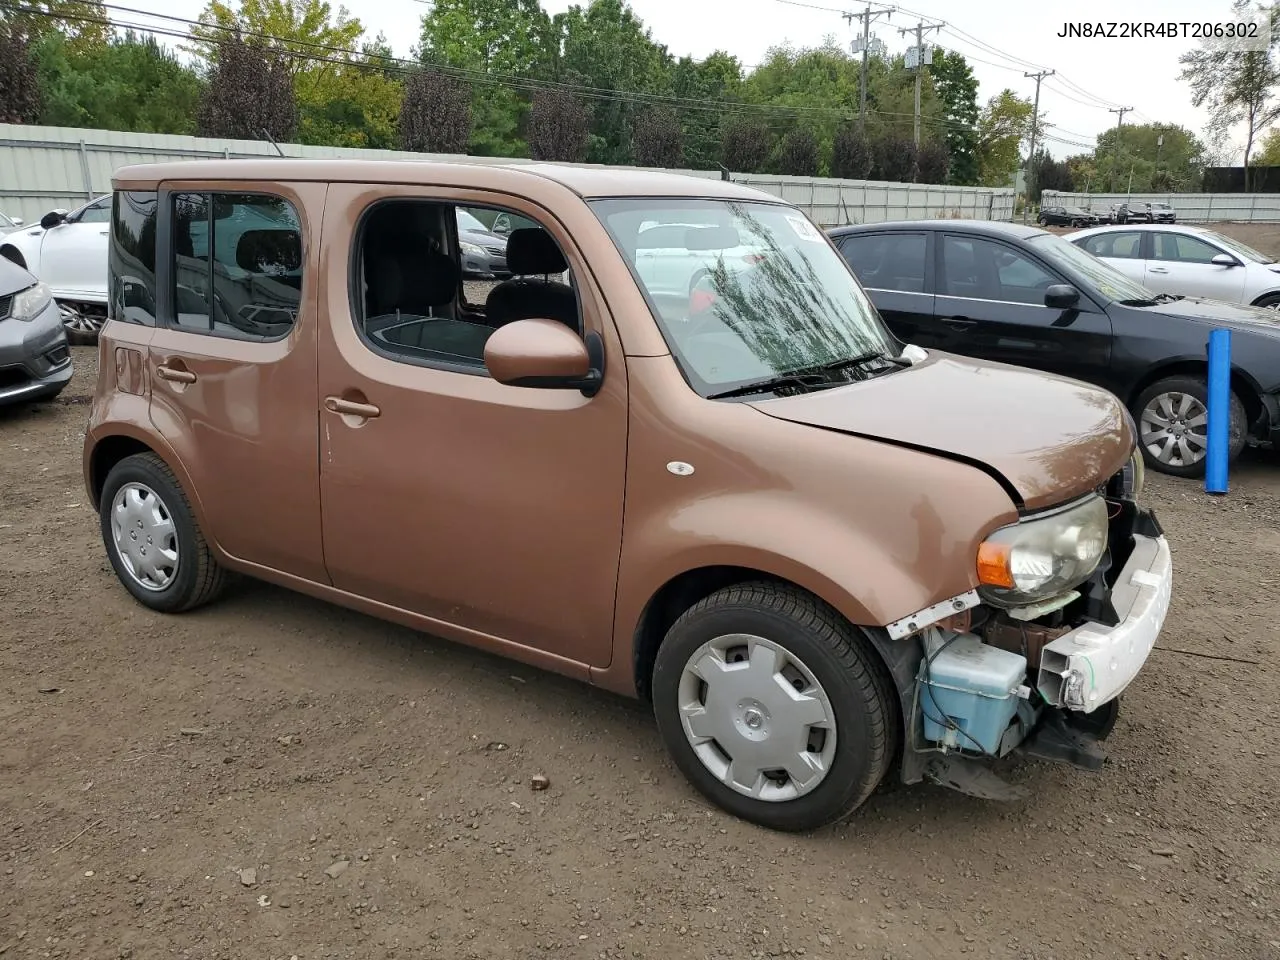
[839,233,927,293]
[1079,232,1142,259]
[1151,232,1220,264]
[109,191,158,326]
[169,191,303,340]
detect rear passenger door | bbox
[147,182,325,583]
[934,233,1113,385]
[1074,230,1147,286]
[836,231,936,347]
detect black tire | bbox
[651,582,898,832]
[1132,375,1247,479]
[1253,292,1280,310]
[99,452,229,612]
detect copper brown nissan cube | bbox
[85,161,1173,831]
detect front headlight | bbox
[10,281,53,321]
[460,241,485,258]
[976,495,1109,608]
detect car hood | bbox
[746,352,1133,511]
[1144,296,1280,335]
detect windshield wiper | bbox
[794,352,911,376]
[707,373,826,400]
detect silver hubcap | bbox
[1140,391,1209,467]
[678,633,837,802]
[110,482,179,591]
[59,302,105,333]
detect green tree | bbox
[1254,126,1280,164]
[916,139,950,184]
[418,0,555,157]
[554,0,675,165]
[773,127,819,176]
[0,21,42,124]
[871,134,916,182]
[191,0,399,149]
[528,86,590,161]
[721,118,772,172]
[0,0,111,55]
[1179,0,1280,188]
[35,31,203,134]
[742,41,857,172]
[976,88,1033,187]
[1027,148,1073,202]
[929,49,979,184]
[672,51,744,169]
[831,124,873,179]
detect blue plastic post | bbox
[1205,328,1231,495]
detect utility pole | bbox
[844,3,893,135]
[1108,105,1131,193]
[898,19,944,146]
[1021,69,1053,224]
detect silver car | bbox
[0,256,73,407]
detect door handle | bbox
[1148,267,1169,274]
[942,317,976,330]
[325,396,381,419]
[156,364,197,384]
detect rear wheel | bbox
[100,453,229,612]
[651,582,897,832]
[1253,293,1280,310]
[59,301,107,345]
[1133,376,1246,478]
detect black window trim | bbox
[1081,229,1145,261]
[156,186,303,344]
[837,228,933,296]
[346,195,586,378]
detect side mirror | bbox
[1044,284,1080,310]
[40,210,67,230]
[491,215,512,235]
[1210,253,1239,267]
[484,318,603,396]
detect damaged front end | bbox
[895,453,1173,801]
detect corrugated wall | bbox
[1042,189,1280,223]
[1,124,1014,226]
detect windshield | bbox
[1199,228,1275,264]
[455,209,489,233]
[0,212,14,228]
[591,198,899,396]
[1028,232,1157,303]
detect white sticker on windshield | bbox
[785,213,823,242]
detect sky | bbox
[109,0,1238,160]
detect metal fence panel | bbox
[1042,189,1280,223]
[2,123,1015,227]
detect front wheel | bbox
[651,582,897,832]
[1253,293,1280,310]
[1133,376,1247,478]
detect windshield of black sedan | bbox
[1029,232,1156,303]
[590,198,897,395]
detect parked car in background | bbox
[86,158,1168,833]
[1068,223,1280,309]
[0,256,73,407]
[455,208,510,279]
[0,211,24,236]
[1130,202,1177,224]
[1037,205,1100,227]
[632,220,767,297]
[831,219,1280,477]
[0,194,111,344]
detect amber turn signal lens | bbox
[976,541,1015,589]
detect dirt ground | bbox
[3,243,1280,959]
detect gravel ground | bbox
[2,238,1279,959]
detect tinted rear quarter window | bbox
[840,233,927,293]
[109,191,158,326]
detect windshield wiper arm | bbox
[707,373,826,400]
[796,351,910,375]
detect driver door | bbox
[39,196,112,301]
[934,233,1113,387]
[1144,231,1247,303]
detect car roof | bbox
[827,219,1050,240]
[1068,223,1203,239]
[112,158,779,203]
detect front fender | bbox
[1,231,42,273]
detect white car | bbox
[633,221,766,298]
[0,194,111,343]
[1067,223,1280,309]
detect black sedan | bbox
[829,219,1280,477]
[1037,205,1100,227]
